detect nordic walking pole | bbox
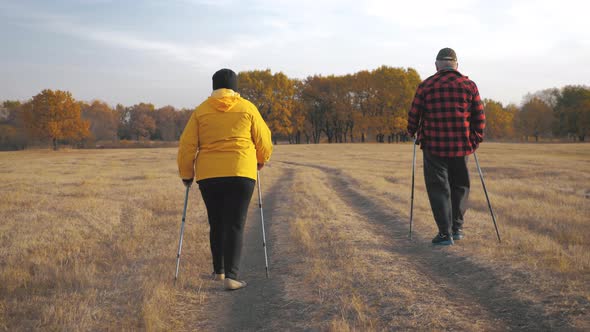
[409,138,417,239]
[473,152,502,243]
[257,170,270,278]
[174,185,190,283]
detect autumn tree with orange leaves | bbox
[483,99,516,140]
[238,70,295,144]
[22,89,90,150]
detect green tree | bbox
[0,101,27,150]
[555,85,590,141]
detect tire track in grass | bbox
[273,164,473,330]
[279,162,503,330]
[281,160,566,331]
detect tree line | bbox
[1,67,589,150]
[483,86,590,142]
[0,91,193,150]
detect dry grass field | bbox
[0,143,589,331]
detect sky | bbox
[1,0,589,109]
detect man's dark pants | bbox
[423,150,470,236]
[198,176,255,280]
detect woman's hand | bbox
[182,178,193,188]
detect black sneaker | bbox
[432,233,454,246]
[452,229,464,241]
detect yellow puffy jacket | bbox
[177,89,273,181]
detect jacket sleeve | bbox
[469,82,485,145]
[250,106,273,164]
[177,112,199,179]
[407,84,424,137]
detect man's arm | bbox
[469,82,485,145]
[407,85,424,138]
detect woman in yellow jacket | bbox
[177,69,272,290]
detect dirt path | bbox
[197,168,314,331]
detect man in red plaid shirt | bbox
[407,47,485,245]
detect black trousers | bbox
[423,150,470,236]
[198,176,255,280]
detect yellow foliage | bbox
[22,89,90,148]
[484,99,515,139]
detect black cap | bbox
[436,48,457,61]
[212,68,238,91]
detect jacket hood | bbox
[207,88,241,112]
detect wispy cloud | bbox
[171,0,236,7]
[363,0,481,28]
[0,2,255,69]
[65,26,232,68]
[262,18,290,30]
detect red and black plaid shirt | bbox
[407,69,485,157]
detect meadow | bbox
[0,143,588,331]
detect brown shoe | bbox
[224,278,247,290]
